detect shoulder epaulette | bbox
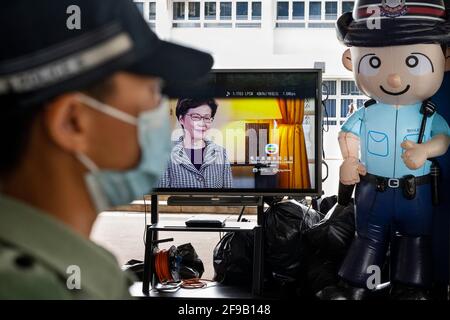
[364,99,377,108]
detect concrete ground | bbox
[91,212,254,280]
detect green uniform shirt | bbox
[0,194,135,299]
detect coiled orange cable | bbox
[180,278,209,289]
[154,249,173,283]
[154,249,213,289]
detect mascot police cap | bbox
[336,0,450,47]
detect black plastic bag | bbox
[264,201,321,281]
[213,200,321,288]
[213,231,254,285]
[303,202,356,294]
[305,251,340,294]
[303,203,355,260]
[177,243,205,279]
[319,195,338,215]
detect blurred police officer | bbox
[0,0,213,299]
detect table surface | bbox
[130,281,256,299]
[148,221,258,232]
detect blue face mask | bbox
[76,94,172,213]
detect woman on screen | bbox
[158,98,233,188]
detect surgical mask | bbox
[76,93,172,213]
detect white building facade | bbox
[134,0,368,195]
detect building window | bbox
[341,80,361,95]
[252,2,262,20]
[325,1,337,20]
[236,2,248,20]
[323,80,367,126]
[275,0,346,28]
[340,98,366,123]
[323,80,337,125]
[172,1,260,28]
[220,2,232,20]
[173,2,185,20]
[324,99,337,122]
[340,98,353,118]
[134,1,156,22]
[357,99,365,109]
[205,2,217,20]
[149,2,156,20]
[309,1,322,20]
[188,2,200,20]
[135,1,144,15]
[277,1,289,20]
[342,1,354,13]
[323,80,336,96]
[293,2,305,20]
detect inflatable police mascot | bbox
[319,0,450,300]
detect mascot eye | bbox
[369,57,381,68]
[406,56,419,68]
[405,54,434,75]
[358,55,381,76]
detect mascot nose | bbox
[387,74,402,88]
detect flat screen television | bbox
[155,69,322,197]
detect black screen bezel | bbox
[154,69,323,197]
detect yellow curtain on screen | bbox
[277,98,311,189]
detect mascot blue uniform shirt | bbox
[341,102,450,178]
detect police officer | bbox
[0,0,213,299]
[318,0,450,299]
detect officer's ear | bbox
[42,93,90,154]
[446,47,450,71]
[342,49,353,71]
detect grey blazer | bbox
[158,137,233,188]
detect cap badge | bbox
[381,0,407,18]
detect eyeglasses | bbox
[185,113,214,123]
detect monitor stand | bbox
[142,194,275,296]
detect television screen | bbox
[156,70,322,196]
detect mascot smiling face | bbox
[342,44,449,106]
